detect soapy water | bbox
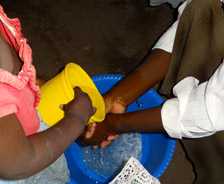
[82,133,142,178]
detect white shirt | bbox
[153,0,224,139]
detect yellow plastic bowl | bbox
[65,63,105,123]
[37,63,105,126]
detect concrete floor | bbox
[2,0,194,183]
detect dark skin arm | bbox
[83,108,165,147]
[0,88,94,180]
[106,108,164,134]
[105,49,172,107]
[83,49,172,146]
[0,26,96,179]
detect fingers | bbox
[74,87,83,96]
[93,141,110,149]
[100,135,119,148]
[85,123,96,139]
[93,135,118,149]
[107,134,118,141]
[74,87,89,99]
[100,140,111,148]
[93,107,97,114]
[93,145,98,149]
[90,107,97,117]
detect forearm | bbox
[108,107,166,134]
[105,49,171,106]
[27,116,83,176]
[2,116,84,179]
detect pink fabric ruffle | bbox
[0,5,40,106]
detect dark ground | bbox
[2,0,194,183]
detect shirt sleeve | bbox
[152,1,188,53]
[0,84,18,118]
[161,61,224,139]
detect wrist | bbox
[104,94,126,113]
[65,110,90,124]
[106,113,124,134]
[64,113,86,132]
[60,115,85,140]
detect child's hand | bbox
[64,87,95,130]
[80,115,117,147]
[104,95,126,114]
[80,95,126,148]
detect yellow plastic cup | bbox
[37,63,105,127]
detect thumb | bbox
[85,123,96,139]
[93,107,97,114]
[74,87,83,96]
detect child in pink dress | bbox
[0,5,95,184]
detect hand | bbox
[104,95,126,114]
[80,95,125,148]
[64,87,95,130]
[80,114,117,147]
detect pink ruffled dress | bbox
[0,5,40,136]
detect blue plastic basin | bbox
[65,74,176,184]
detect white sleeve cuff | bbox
[161,98,183,139]
[206,61,224,131]
[161,77,215,139]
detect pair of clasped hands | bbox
[76,88,125,148]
